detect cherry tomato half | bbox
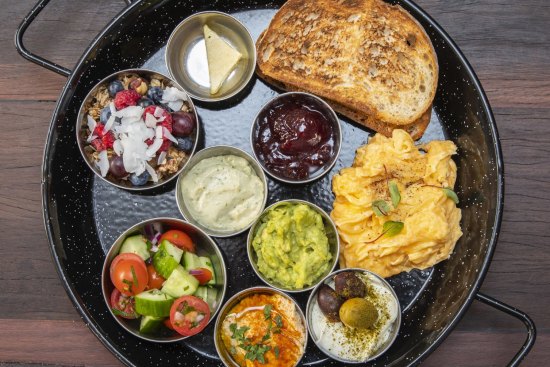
[147,264,165,290]
[110,253,148,296]
[159,230,195,253]
[110,289,138,319]
[169,296,210,337]
[189,268,213,286]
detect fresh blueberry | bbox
[147,86,163,102]
[108,80,124,97]
[177,136,194,152]
[138,98,154,108]
[100,106,111,124]
[129,171,150,186]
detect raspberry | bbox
[90,138,105,152]
[159,139,172,152]
[93,124,105,137]
[114,89,141,110]
[143,106,173,132]
[145,138,154,146]
[102,131,115,149]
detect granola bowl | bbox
[76,69,199,191]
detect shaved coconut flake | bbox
[157,115,166,122]
[158,151,167,165]
[109,102,116,114]
[167,100,184,112]
[97,150,109,177]
[113,140,123,156]
[145,113,157,128]
[120,136,148,174]
[153,106,164,118]
[156,126,163,139]
[146,138,163,157]
[104,114,116,132]
[114,105,144,119]
[145,163,159,183]
[87,134,97,143]
[87,115,97,133]
[163,127,178,144]
[161,87,189,103]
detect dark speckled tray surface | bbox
[43,1,502,366]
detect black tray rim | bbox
[40,0,504,366]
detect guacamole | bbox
[252,203,332,289]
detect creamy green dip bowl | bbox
[247,199,340,293]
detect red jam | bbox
[253,95,336,180]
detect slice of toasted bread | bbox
[256,0,438,139]
[256,65,432,140]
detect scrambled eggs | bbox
[331,130,462,278]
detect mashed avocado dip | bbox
[252,202,332,289]
[181,154,265,232]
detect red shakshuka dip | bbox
[253,95,337,180]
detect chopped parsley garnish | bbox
[263,304,272,320]
[274,315,283,328]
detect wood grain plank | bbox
[0,318,545,367]
[1,0,549,366]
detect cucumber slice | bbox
[183,251,201,270]
[135,289,174,317]
[139,315,164,334]
[161,266,199,298]
[207,288,219,310]
[199,256,216,286]
[120,234,150,261]
[194,286,208,302]
[153,240,184,278]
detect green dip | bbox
[252,203,332,289]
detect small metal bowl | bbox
[176,145,268,237]
[214,286,308,367]
[166,11,256,102]
[306,268,401,363]
[76,68,199,191]
[101,217,227,343]
[250,92,342,184]
[247,199,340,292]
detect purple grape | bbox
[109,156,128,178]
[172,111,196,137]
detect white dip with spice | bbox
[181,154,264,232]
[311,273,399,362]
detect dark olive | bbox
[334,272,367,299]
[317,284,344,322]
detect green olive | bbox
[339,298,379,329]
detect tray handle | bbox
[475,292,536,366]
[15,0,135,77]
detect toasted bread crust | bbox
[256,0,438,139]
[256,68,431,140]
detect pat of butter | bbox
[203,24,242,95]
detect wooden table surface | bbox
[1,0,548,366]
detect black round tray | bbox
[16,0,535,366]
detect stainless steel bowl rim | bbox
[175,145,268,237]
[76,68,200,191]
[305,268,402,363]
[213,286,308,367]
[165,11,257,102]
[100,216,227,343]
[249,91,343,184]
[246,199,340,293]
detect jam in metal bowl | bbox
[251,92,342,184]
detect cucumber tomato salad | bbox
[108,228,218,337]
